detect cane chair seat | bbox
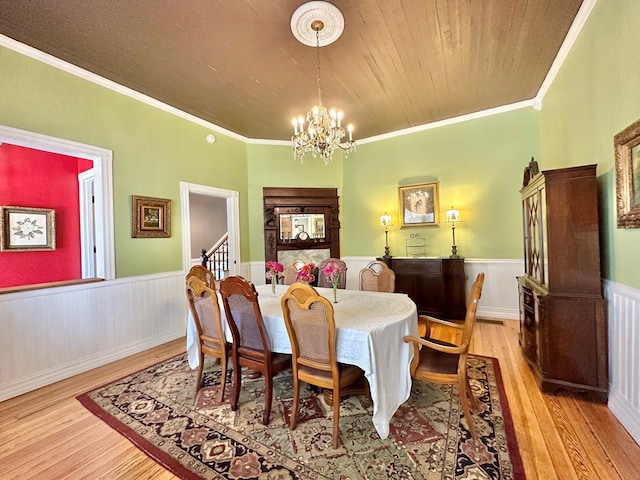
[281,283,365,448]
[282,259,306,285]
[403,272,485,439]
[186,276,231,401]
[317,258,347,289]
[186,264,216,289]
[359,260,395,292]
[219,276,291,425]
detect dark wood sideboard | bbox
[380,257,466,320]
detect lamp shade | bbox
[446,208,461,223]
[380,212,393,227]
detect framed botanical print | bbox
[131,195,171,238]
[0,206,56,251]
[398,182,440,227]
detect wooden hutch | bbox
[518,164,607,402]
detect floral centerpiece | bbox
[265,261,283,296]
[296,263,316,284]
[323,263,344,303]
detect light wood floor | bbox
[1,320,638,479]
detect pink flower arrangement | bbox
[323,263,344,288]
[296,263,316,284]
[265,261,283,283]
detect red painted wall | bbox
[0,143,93,288]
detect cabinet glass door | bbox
[523,186,547,285]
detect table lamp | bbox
[380,212,392,259]
[445,207,461,258]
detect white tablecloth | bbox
[186,284,418,439]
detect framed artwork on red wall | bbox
[0,206,56,251]
[131,195,171,238]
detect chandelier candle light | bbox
[290,1,355,165]
[445,207,461,259]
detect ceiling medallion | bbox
[290,1,356,165]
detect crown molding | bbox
[535,0,598,108]
[2,0,598,149]
[0,34,247,143]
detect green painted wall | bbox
[9,0,635,285]
[0,46,250,277]
[539,0,640,288]
[342,108,540,259]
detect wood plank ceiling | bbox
[0,0,583,141]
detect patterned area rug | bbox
[77,354,524,479]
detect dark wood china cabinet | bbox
[518,164,607,402]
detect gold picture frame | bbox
[0,206,56,251]
[398,182,440,227]
[615,119,640,228]
[131,195,171,238]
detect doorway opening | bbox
[179,182,240,278]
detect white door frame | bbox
[0,124,114,280]
[78,168,96,278]
[180,182,240,276]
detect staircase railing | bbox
[201,232,229,280]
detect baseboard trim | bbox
[478,306,519,320]
[608,390,640,446]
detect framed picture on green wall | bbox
[131,195,171,238]
[398,182,440,227]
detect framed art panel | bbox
[131,195,171,238]
[615,118,640,228]
[0,206,56,251]
[398,182,440,227]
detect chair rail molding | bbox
[248,257,522,320]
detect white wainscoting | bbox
[248,257,522,320]
[0,272,187,401]
[2,263,638,446]
[605,280,640,445]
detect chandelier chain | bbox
[290,13,355,165]
[316,29,322,105]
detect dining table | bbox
[185,283,419,440]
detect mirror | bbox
[279,213,325,240]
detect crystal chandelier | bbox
[291,10,355,165]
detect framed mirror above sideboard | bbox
[263,187,340,268]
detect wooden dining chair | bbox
[317,258,347,288]
[403,272,485,439]
[186,264,216,289]
[281,283,365,448]
[185,276,231,400]
[218,276,292,425]
[358,260,396,292]
[282,259,306,285]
